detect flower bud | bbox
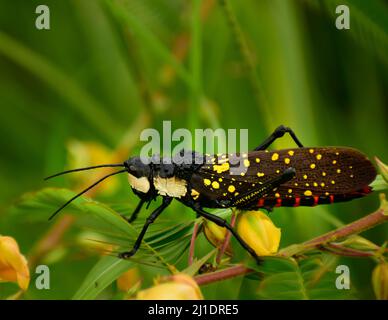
[136,274,203,300]
[0,235,30,291]
[236,211,281,256]
[372,262,388,300]
[203,220,232,255]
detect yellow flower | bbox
[117,268,141,292]
[236,211,281,256]
[137,274,203,300]
[0,236,30,291]
[203,219,232,255]
[372,262,388,300]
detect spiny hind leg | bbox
[254,125,304,151]
[192,203,262,264]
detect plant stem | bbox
[195,195,388,286]
[195,264,250,285]
[188,222,200,265]
[216,211,236,264]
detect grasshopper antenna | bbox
[44,164,125,180]
[48,169,127,220]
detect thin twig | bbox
[195,264,251,286]
[188,222,200,265]
[216,211,236,264]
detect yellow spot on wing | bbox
[288,189,293,193]
[310,163,316,169]
[255,158,260,163]
[257,172,265,177]
[304,190,312,196]
[332,160,337,164]
[228,185,235,193]
[284,158,290,164]
[271,153,279,161]
[191,189,200,200]
[303,174,308,179]
[309,149,314,154]
[322,172,327,176]
[337,169,341,173]
[331,180,335,184]
[213,162,230,173]
[321,182,325,187]
[316,154,322,160]
[212,181,220,189]
[275,193,280,198]
[204,179,211,186]
[288,150,294,156]
[244,159,250,167]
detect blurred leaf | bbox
[104,0,193,88]
[0,31,119,144]
[370,175,388,192]
[303,0,388,65]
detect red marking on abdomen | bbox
[258,198,265,207]
[362,186,372,194]
[329,195,334,203]
[275,198,282,207]
[313,196,319,206]
[294,197,300,207]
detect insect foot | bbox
[118,251,136,260]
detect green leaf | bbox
[10,187,137,238]
[181,250,217,277]
[248,254,356,299]
[11,188,197,298]
[73,255,133,300]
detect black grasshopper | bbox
[46,126,377,262]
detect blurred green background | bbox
[0,0,387,299]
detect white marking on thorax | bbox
[127,173,150,193]
[153,176,187,198]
